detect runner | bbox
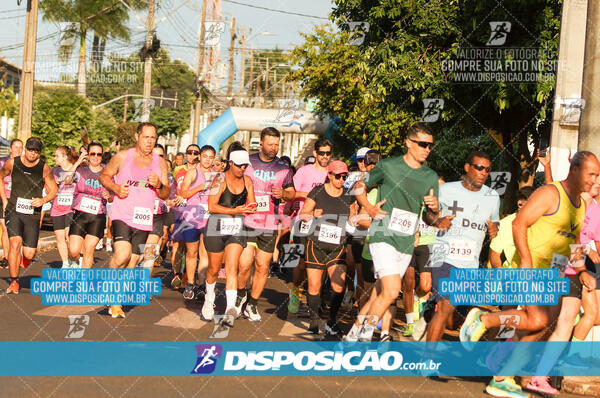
[460,151,600,398]
[0,138,23,268]
[0,137,58,294]
[179,144,216,300]
[170,144,200,290]
[299,159,357,335]
[67,141,112,269]
[202,144,256,322]
[51,146,83,268]
[288,138,332,314]
[174,152,184,168]
[127,144,169,270]
[425,151,500,342]
[235,128,295,321]
[343,124,443,342]
[99,122,170,317]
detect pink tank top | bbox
[72,165,108,215]
[50,166,76,217]
[110,149,161,231]
[182,167,215,229]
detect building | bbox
[0,58,21,93]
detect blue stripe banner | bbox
[0,342,599,376]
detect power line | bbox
[221,0,328,20]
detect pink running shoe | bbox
[527,376,559,396]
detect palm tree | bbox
[39,0,143,97]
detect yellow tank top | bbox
[512,181,585,268]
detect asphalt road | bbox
[0,246,581,398]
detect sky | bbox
[0,0,335,87]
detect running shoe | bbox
[5,280,19,294]
[486,377,529,398]
[460,308,487,350]
[403,323,414,338]
[308,319,319,334]
[202,294,215,321]
[244,303,261,322]
[21,257,31,269]
[170,273,182,289]
[0,258,8,269]
[325,320,342,336]
[234,293,247,318]
[288,288,300,314]
[95,240,103,250]
[105,241,113,252]
[412,317,427,341]
[527,376,558,396]
[183,285,195,300]
[108,305,125,318]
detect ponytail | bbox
[57,145,78,164]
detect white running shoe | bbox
[202,294,215,321]
[243,303,261,322]
[95,240,103,250]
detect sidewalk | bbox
[0,230,57,258]
[563,377,600,396]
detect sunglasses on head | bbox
[89,152,103,157]
[332,173,348,181]
[187,150,200,155]
[409,138,434,149]
[470,163,491,173]
[316,150,332,156]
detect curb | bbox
[562,377,600,397]
[0,236,57,258]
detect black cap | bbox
[25,137,42,152]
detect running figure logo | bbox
[487,22,511,46]
[420,99,444,123]
[496,315,520,339]
[66,315,89,339]
[191,344,223,374]
[489,172,511,196]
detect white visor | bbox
[229,150,250,165]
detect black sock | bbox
[307,293,321,320]
[237,288,247,299]
[9,277,18,283]
[328,292,344,323]
[248,296,258,306]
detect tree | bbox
[0,87,18,119]
[289,0,561,212]
[39,0,143,97]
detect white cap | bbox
[356,147,370,159]
[229,150,250,165]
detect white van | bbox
[249,137,260,151]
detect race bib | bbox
[220,217,242,235]
[299,219,313,235]
[388,208,418,235]
[318,224,343,245]
[256,195,270,212]
[5,181,11,191]
[57,193,73,206]
[345,221,356,235]
[198,203,209,218]
[16,197,33,214]
[133,206,153,227]
[447,239,476,262]
[80,196,101,215]
[551,253,569,277]
[153,199,160,214]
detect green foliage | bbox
[0,87,18,119]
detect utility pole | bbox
[141,0,156,123]
[265,57,269,93]
[248,49,254,98]
[579,0,600,152]
[227,17,236,99]
[192,0,207,144]
[123,89,128,122]
[238,27,247,97]
[17,0,39,141]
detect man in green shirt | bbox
[346,124,453,341]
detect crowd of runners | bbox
[1,122,599,397]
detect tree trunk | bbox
[77,28,87,97]
[91,32,100,73]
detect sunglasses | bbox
[470,163,491,173]
[409,138,434,149]
[332,173,348,181]
[187,150,200,155]
[316,150,332,156]
[233,163,249,169]
[89,152,103,157]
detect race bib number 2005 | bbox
[133,206,152,227]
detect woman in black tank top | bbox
[202,149,256,322]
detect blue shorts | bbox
[183,226,203,243]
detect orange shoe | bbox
[6,280,20,294]
[108,305,125,318]
[20,257,31,269]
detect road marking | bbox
[33,305,104,318]
[154,307,209,329]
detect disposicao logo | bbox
[191,344,222,374]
